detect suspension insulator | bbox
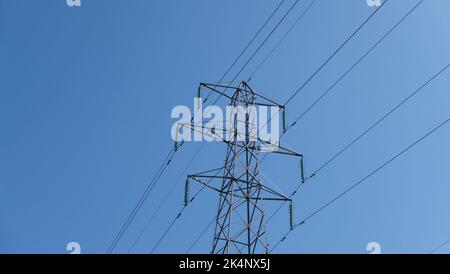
[289,202,294,230]
[197,86,202,109]
[282,108,287,133]
[184,179,190,206]
[175,124,182,151]
[300,157,305,183]
[174,130,179,151]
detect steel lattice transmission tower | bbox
[179,81,304,254]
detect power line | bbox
[109,0,392,254]
[179,1,312,208]
[186,217,215,254]
[260,1,431,227]
[249,0,317,81]
[229,0,302,84]
[260,1,433,229]
[107,1,289,254]
[249,0,390,137]
[127,142,206,253]
[138,1,308,253]
[220,0,286,85]
[311,64,449,176]
[149,166,225,254]
[203,0,297,104]
[184,2,392,252]
[243,0,414,225]
[265,63,449,241]
[186,0,441,253]
[254,0,413,157]
[271,117,450,252]
[187,62,448,253]
[284,0,389,105]
[286,0,425,130]
[429,238,450,254]
[107,147,177,254]
[150,186,207,254]
[200,0,287,102]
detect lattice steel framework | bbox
[182,82,304,254]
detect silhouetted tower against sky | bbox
[183,81,304,254]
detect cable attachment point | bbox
[300,156,305,184]
[184,178,191,206]
[289,201,294,231]
[174,123,181,152]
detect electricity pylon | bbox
[179,81,304,254]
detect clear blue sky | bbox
[0,0,449,254]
